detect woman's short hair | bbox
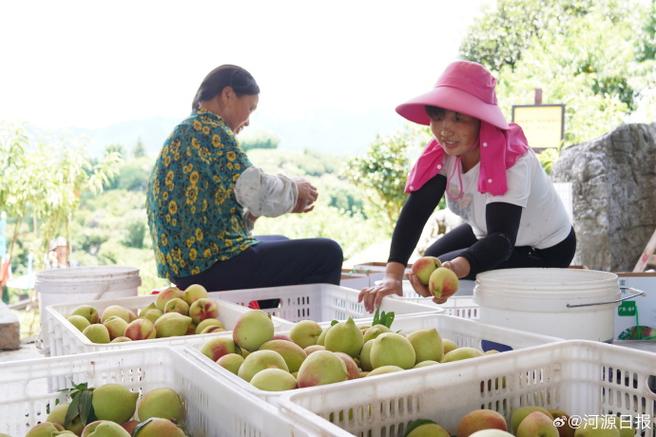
[192,65,260,111]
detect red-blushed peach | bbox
[188,297,219,324]
[200,336,237,361]
[457,409,508,437]
[297,350,348,387]
[124,318,156,340]
[411,256,442,285]
[429,267,459,299]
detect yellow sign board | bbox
[511,104,564,149]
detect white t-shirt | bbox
[441,151,571,249]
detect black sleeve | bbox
[460,202,522,276]
[388,174,447,266]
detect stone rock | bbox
[552,123,656,271]
[0,301,20,350]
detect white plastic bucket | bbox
[473,268,619,341]
[36,266,141,348]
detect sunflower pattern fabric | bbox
[146,108,257,279]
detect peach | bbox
[81,421,130,437]
[154,286,184,311]
[232,310,274,351]
[442,347,483,363]
[259,339,307,373]
[237,349,289,382]
[100,305,136,323]
[333,351,360,379]
[359,340,374,371]
[304,344,326,355]
[411,256,442,285]
[429,267,459,299]
[289,320,322,348]
[82,324,110,344]
[362,324,390,343]
[406,419,450,437]
[124,318,156,340]
[250,368,297,391]
[366,365,403,376]
[407,328,443,363]
[216,353,244,374]
[91,383,138,424]
[163,297,189,315]
[137,387,185,423]
[188,297,219,324]
[297,350,348,387]
[154,312,192,337]
[67,314,91,332]
[182,283,208,305]
[516,411,559,437]
[71,305,99,324]
[457,409,508,437]
[195,318,224,334]
[324,317,364,358]
[130,417,185,437]
[200,337,237,361]
[510,406,553,434]
[102,316,128,339]
[548,408,576,437]
[413,360,440,368]
[370,332,416,369]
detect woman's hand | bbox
[410,257,470,304]
[407,272,449,304]
[441,257,470,279]
[292,178,318,213]
[357,276,403,313]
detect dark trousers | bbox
[425,224,577,280]
[173,235,343,292]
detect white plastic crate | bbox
[279,340,656,437]
[44,294,294,356]
[184,313,560,403]
[213,283,440,323]
[0,346,309,437]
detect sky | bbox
[0,0,492,155]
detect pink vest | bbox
[405,122,530,196]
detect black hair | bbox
[192,65,260,111]
[425,105,446,119]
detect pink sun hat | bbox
[395,60,509,130]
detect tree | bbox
[460,0,654,146]
[132,138,146,158]
[344,128,430,232]
[239,130,280,151]
[0,128,122,269]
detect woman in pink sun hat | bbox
[359,60,576,310]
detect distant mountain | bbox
[21,108,407,158]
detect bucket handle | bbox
[565,287,646,308]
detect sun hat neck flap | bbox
[395,61,509,130]
[404,122,529,196]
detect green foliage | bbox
[132,138,146,158]
[106,159,150,191]
[123,220,146,248]
[247,148,342,177]
[239,130,280,151]
[536,148,561,175]
[461,0,654,146]
[104,143,126,158]
[344,130,426,232]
